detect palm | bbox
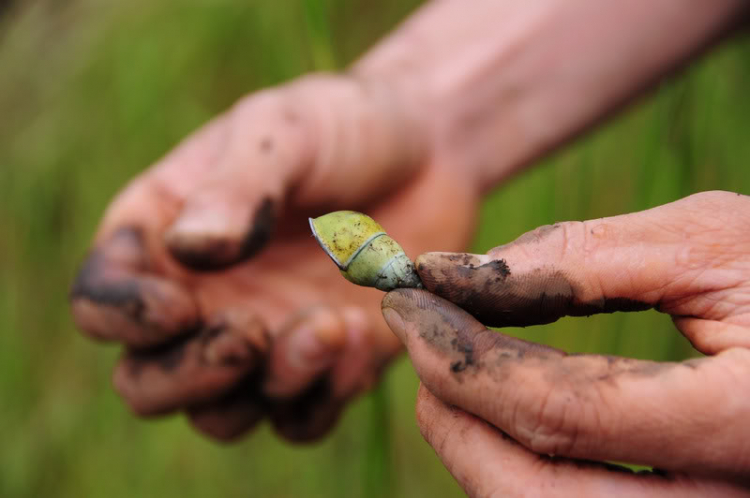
[154,160,475,343]
[72,75,479,441]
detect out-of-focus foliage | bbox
[0,1,748,496]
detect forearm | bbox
[353,0,748,192]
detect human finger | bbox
[113,309,269,416]
[266,307,381,443]
[383,289,750,481]
[262,306,348,399]
[72,74,426,345]
[70,227,199,348]
[416,384,750,498]
[186,375,266,442]
[163,75,426,270]
[415,191,750,353]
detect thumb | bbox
[163,74,426,270]
[416,191,750,331]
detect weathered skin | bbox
[69,74,477,442]
[383,191,750,496]
[70,0,748,454]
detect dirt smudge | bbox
[418,253,652,328]
[175,197,276,271]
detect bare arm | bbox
[354,0,749,190]
[71,0,748,443]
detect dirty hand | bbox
[382,191,750,496]
[70,74,477,442]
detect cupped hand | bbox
[382,191,750,496]
[70,73,478,442]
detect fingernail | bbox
[165,197,275,271]
[164,207,242,266]
[382,307,406,343]
[167,207,233,240]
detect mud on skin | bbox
[269,377,344,443]
[417,253,651,328]
[115,313,270,416]
[383,289,691,387]
[188,373,268,442]
[383,289,561,379]
[70,228,148,314]
[169,197,277,271]
[123,313,266,376]
[70,227,200,346]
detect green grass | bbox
[1,1,749,497]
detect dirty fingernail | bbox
[71,262,199,348]
[70,226,200,347]
[114,324,263,416]
[165,197,275,271]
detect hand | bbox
[70,73,479,442]
[382,191,750,496]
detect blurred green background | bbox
[1,1,749,497]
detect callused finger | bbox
[383,289,750,481]
[113,309,269,416]
[70,227,199,348]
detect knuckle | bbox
[231,74,343,125]
[556,221,586,265]
[228,85,314,165]
[231,89,304,135]
[231,87,286,118]
[291,72,344,91]
[495,221,587,266]
[513,384,584,457]
[686,190,744,208]
[678,191,750,232]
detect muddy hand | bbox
[70,74,478,442]
[383,191,750,496]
